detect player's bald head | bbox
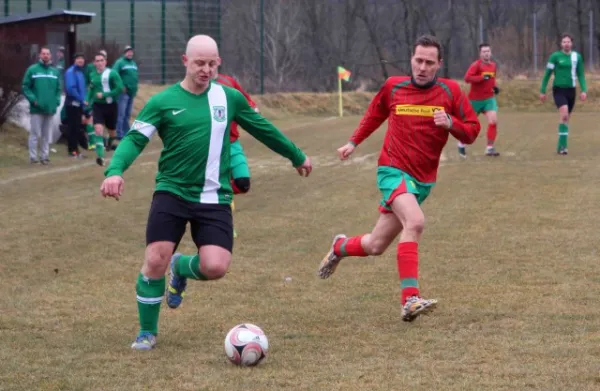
[186,35,219,58]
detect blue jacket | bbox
[64,64,86,105]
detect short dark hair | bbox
[73,52,85,60]
[39,46,50,53]
[561,32,574,42]
[479,43,491,51]
[413,34,442,61]
[95,52,106,59]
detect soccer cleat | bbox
[485,146,500,156]
[558,148,568,155]
[96,157,105,166]
[131,332,157,350]
[458,146,467,158]
[166,253,186,309]
[401,296,438,322]
[88,144,96,150]
[318,234,347,279]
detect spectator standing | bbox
[113,45,139,140]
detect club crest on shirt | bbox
[395,104,444,117]
[212,106,226,122]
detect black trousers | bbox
[65,104,88,154]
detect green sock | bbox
[135,273,165,335]
[95,135,105,158]
[86,124,94,145]
[175,254,208,280]
[558,123,568,150]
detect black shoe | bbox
[96,157,105,166]
[41,159,50,165]
[30,158,40,164]
[558,148,568,155]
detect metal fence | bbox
[2,0,221,84]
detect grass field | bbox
[2,111,600,391]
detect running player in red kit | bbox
[459,43,500,158]
[317,35,480,322]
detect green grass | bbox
[2,111,600,390]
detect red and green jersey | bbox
[104,82,305,204]
[349,76,480,183]
[215,74,257,142]
[464,60,497,101]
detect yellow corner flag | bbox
[337,66,351,117]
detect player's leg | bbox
[106,103,119,151]
[483,99,499,156]
[318,165,406,278]
[458,100,483,158]
[92,104,106,166]
[83,111,95,150]
[167,204,234,308]
[553,87,571,155]
[133,192,188,350]
[389,192,437,321]
[318,211,403,279]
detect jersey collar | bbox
[411,76,437,89]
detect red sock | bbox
[231,179,242,195]
[333,235,368,257]
[397,242,419,304]
[487,123,497,146]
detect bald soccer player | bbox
[101,35,313,350]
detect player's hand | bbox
[433,109,452,129]
[483,75,491,80]
[337,143,355,160]
[580,92,587,101]
[539,93,546,103]
[254,107,260,113]
[96,92,103,99]
[101,175,125,201]
[493,86,500,95]
[296,157,312,177]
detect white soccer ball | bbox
[224,323,269,366]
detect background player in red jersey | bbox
[459,43,500,158]
[317,35,480,322]
[214,73,259,237]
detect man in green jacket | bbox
[113,45,139,140]
[87,52,124,165]
[22,47,61,165]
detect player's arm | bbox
[21,67,37,104]
[447,90,481,144]
[348,81,390,146]
[464,62,484,84]
[104,98,161,177]
[105,71,124,98]
[232,91,306,167]
[540,53,556,94]
[577,53,587,93]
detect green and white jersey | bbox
[86,67,124,105]
[540,50,587,93]
[104,82,306,204]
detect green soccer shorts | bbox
[470,97,498,115]
[230,140,250,179]
[377,166,435,213]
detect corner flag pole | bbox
[338,75,343,118]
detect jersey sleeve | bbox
[447,87,481,144]
[231,90,305,167]
[577,53,587,92]
[540,53,556,93]
[104,96,162,177]
[464,62,483,84]
[348,80,390,146]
